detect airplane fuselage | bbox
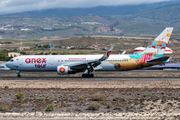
[6,54,162,72]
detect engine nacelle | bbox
[57,65,76,75]
[57,66,69,75]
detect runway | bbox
[0,76,179,80]
[0,70,179,80]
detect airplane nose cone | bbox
[5,62,11,68]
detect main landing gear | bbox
[82,74,94,78]
[82,66,94,78]
[16,70,21,77]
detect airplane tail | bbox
[141,27,173,58]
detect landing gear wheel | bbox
[17,74,21,77]
[16,70,21,78]
[82,74,86,77]
[82,74,94,78]
[90,74,94,77]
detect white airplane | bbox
[6,27,173,77]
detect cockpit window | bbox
[10,59,13,62]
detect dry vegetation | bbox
[0,71,179,119]
[3,36,180,56]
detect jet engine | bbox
[57,65,76,75]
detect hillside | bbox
[134,4,180,24]
[1,1,180,39]
[3,0,180,17]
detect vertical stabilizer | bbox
[141,27,173,58]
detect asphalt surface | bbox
[0,70,179,80]
[0,76,179,79]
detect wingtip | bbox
[109,46,114,51]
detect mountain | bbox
[1,0,180,39]
[136,4,180,23]
[3,0,180,17]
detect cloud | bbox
[0,0,171,14]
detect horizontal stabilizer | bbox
[146,56,170,64]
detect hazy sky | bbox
[0,0,171,14]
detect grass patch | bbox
[4,85,9,89]
[0,104,9,111]
[46,104,55,112]
[16,93,25,99]
[63,96,68,100]
[88,102,101,111]
[92,93,106,101]
[50,95,55,101]
[107,103,112,109]
[79,96,84,100]
[40,97,45,101]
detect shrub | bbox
[0,104,9,111]
[16,93,25,99]
[46,104,54,112]
[63,96,68,100]
[143,93,148,97]
[88,102,101,110]
[79,96,84,100]
[40,97,45,101]
[50,95,55,101]
[4,86,9,89]
[66,104,71,107]
[107,103,112,109]
[92,93,106,101]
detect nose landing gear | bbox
[16,70,21,77]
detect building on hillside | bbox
[8,52,21,57]
[19,47,30,51]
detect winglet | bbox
[99,46,113,61]
[121,51,126,55]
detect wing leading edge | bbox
[63,46,114,70]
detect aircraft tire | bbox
[90,74,94,77]
[17,75,21,77]
[82,74,86,77]
[82,74,94,78]
[91,74,94,77]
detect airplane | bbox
[6,27,173,77]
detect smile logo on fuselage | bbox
[37,64,41,68]
[59,67,65,73]
[114,63,121,69]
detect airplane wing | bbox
[63,46,113,70]
[146,56,170,64]
[121,51,126,55]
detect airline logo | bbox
[114,63,121,69]
[59,67,65,73]
[107,51,111,57]
[25,58,46,64]
[25,58,47,68]
[35,64,46,68]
